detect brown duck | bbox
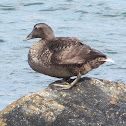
[24,23,114,89]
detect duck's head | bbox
[24,23,55,41]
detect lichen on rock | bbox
[0,77,126,126]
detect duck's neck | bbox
[43,36,55,42]
[42,30,55,42]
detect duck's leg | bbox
[51,73,81,90]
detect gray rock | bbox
[0,77,126,126]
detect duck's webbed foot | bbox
[50,73,81,90]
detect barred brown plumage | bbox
[24,23,113,90]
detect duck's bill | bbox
[23,36,33,41]
[23,37,31,41]
[23,32,34,41]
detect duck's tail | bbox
[102,58,115,63]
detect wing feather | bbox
[49,37,106,64]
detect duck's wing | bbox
[49,37,106,64]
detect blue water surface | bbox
[0,0,126,111]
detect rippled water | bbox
[0,0,126,110]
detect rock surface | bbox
[0,77,126,126]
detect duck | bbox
[24,23,114,90]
